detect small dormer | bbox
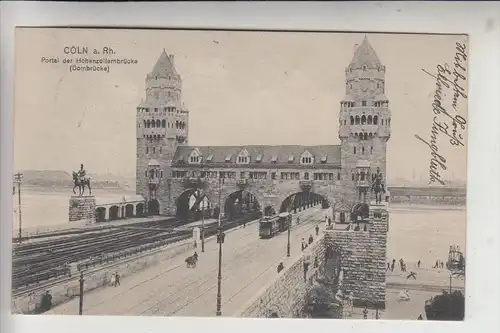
[271,155,278,164]
[288,155,295,163]
[237,149,250,164]
[189,148,202,164]
[320,156,328,164]
[255,154,262,163]
[225,154,232,163]
[300,150,314,165]
[206,154,213,163]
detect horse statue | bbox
[370,169,386,204]
[72,171,92,196]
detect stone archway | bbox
[278,190,332,215]
[136,203,145,217]
[148,199,160,215]
[109,205,119,221]
[175,189,211,221]
[125,204,134,218]
[223,190,262,219]
[351,202,369,221]
[95,207,106,222]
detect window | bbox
[256,154,262,162]
[237,149,250,164]
[146,147,149,154]
[271,172,276,180]
[153,147,156,154]
[271,155,278,163]
[354,147,356,154]
[352,173,355,181]
[361,115,366,124]
[159,147,162,154]
[160,170,163,178]
[154,108,158,112]
[304,172,309,180]
[362,147,365,154]
[329,173,333,181]
[162,119,166,128]
[350,116,354,125]
[355,116,360,125]
[206,154,213,162]
[145,171,148,178]
[320,156,327,163]
[373,115,378,125]
[337,173,341,180]
[288,155,294,163]
[225,155,232,162]
[371,146,373,154]
[300,151,314,165]
[367,115,372,124]
[362,101,367,107]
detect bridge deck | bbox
[46,206,329,317]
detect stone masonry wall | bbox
[68,196,96,224]
[237,236,326,318]
[324,204,388,309]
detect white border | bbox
[1,2,499,333]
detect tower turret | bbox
[339,36,391,201]
[136,50,189,214]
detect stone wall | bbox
[68,196,96,224]
[324,203,388,309]
[237,235,326,318]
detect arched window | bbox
[361,171,365,181]
[146,120,151,128]
[153,147,155,154]
[175,121,179,129]
[350,116,354,125]
[337,173,340,180]
[367,115,372,124]
[356,172,360,181]
[373,115,378,125]
[362,146,365,154]
[151,120,156,128]
[159,147,162,154]
[162,119,166,128]
[364,133,368,140]
[361,115,366,124]
[143,120,147,128]
[344,120,346,125]
[369,133,373,139]
[156,120,161,127]
[354,147,356,154]
[355,116,360,125]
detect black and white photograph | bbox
[11,27,468,321]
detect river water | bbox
[11,189,466,265]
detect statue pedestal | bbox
[69,196,96,224]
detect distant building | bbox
[136,37,392,220]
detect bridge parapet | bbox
[236,235,326,318]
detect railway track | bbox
[12,212,261,291]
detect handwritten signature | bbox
[415,42,468,186]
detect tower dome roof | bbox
[348,36,382,70]
[151,50,178,77]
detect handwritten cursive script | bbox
[416,42,468,185]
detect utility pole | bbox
[13,173,23,244]
[79,271,84,315]
[216,176,224,316]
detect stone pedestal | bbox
[69,196,96,224]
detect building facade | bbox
[136,37,391,221]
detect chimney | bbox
[168,54,174,66]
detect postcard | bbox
[11,28,467,320]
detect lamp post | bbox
[216,176,225,316]
[13,173,23,244]
[78,271,84,315]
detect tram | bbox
[259,212,291,239]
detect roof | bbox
[172,145,342,167]
[348,36,382,70]
[151,50,178,77]
[96,195,146,206]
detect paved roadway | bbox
[47,206,330,317]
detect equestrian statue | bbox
[370,167,385,204]
[72,164,92,196]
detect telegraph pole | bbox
[13,173,23,244]
[216,176,224,316]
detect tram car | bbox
[259,212,291,239]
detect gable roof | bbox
[172,145,341,167]
[348,36,382,70]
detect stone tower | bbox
[339,36,391,202]
[136,50,189,214]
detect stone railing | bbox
[236,235,325,318]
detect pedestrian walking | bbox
[315,225,319,236]
[308,234,313,245]
[114,272,120,287]
[296,217,300,225]
[110,273,116,286]
[301,238,306,251]
[417,260,421,268]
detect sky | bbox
[14,28,468,184]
